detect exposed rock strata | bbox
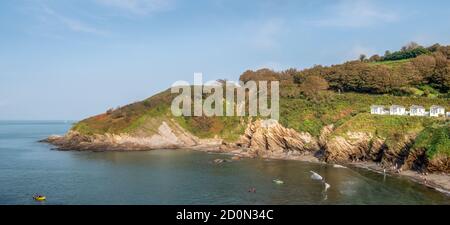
[236,119,320,158]
[44,119,449,174]
[324,132,450,173]
[44,121,222,151]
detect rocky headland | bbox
[43,43,450,194]
[43,116,450,194]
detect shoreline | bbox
[186,147,450,196]
[42,137,450,196]
[349,161,450,196]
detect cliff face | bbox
[45,120,222,151]
[323,132,375,162]
[426,154,450,173]
[405,149,450,173]
[232,118,449,173]
[45,116,449,173]
[323,131,450,173]
[235,118,320,157]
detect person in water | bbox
[34,194,45,199]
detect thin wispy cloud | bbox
[95,0,174,15]
[313,0,399,28]
[42,6,108,36]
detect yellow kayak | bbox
[33,196,46,201]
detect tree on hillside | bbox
[239,69,281,82]
[293,43,450,95]
[359,54,367,62]
[281,68,298,78]
[361,65,392,93]
[279,68,298,86]
[437,45,450,59]
[411,55,436,81]
[293,65,327,84]
[431,52,450,91]
[384,47,430,61]
[369,54,381,62]
[402,42,420,51]
[299,76,329,101]
[397,62,422,85]
[280,68,298,81]
[427,43,441,52]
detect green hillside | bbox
[414,124,450,158]
[71,43,450,158]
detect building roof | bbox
[410,105,425,109]
[390,105,405,109]
[430,105,445,109]
[371,105,384,108]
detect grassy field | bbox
[369,58,412,68]
[279,92,450,136]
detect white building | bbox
[430,105,445,117]
[371,105,386,115]
[390,105,406,116]
[410,105,426,116]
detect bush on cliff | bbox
[414,125,450,158]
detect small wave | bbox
[333,164,347,169]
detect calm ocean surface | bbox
[0,121,449,205]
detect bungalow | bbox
[371,105,386,115]
[430,105,445,117]
[390,105,406,116]
[410,105,426,116]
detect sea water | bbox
[0,121,449,205]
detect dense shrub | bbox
[383,47,430,61]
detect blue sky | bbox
[1,0,450,120]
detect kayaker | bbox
[33,194,46,201]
